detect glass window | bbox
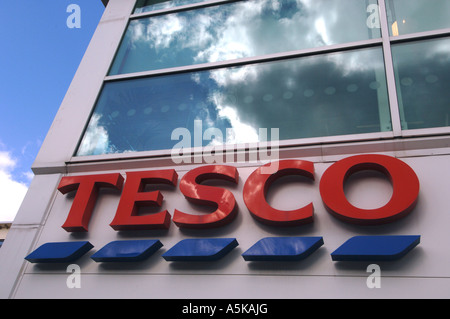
[134,0,204,14]
[111,0,381,75]
[77,47,390,156]
[386,0,450,36]
[392,37,450,130]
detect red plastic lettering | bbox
[319,154,420,225]
[58,173,124,232]
[110,170,178,230]
[173,165,239,229]
[243,160,315,226]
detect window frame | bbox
[70,0,450,163]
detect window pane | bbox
[77,47,390,156]
[386,0,450,36]
[134,0,204,14]
[392,37,450,130]
[111,0,381,75]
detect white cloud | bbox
[208,92,259,144]
[0,151,28,222]
[76,114,112,156]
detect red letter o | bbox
[319,154,419,225]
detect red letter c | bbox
[243,160,315,226]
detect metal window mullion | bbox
[104,38,383,82]
[131,0,243,19]
[389,27,450,43]
[378,0,402,136]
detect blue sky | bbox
[0,1,105,222]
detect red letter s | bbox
[173,165,239,229]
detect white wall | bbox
[2,0,450,299]
[7,150,450,298]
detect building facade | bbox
[1,0,450,298]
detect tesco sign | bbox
[57,154,420,232]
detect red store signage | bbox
[58,154,420,232]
